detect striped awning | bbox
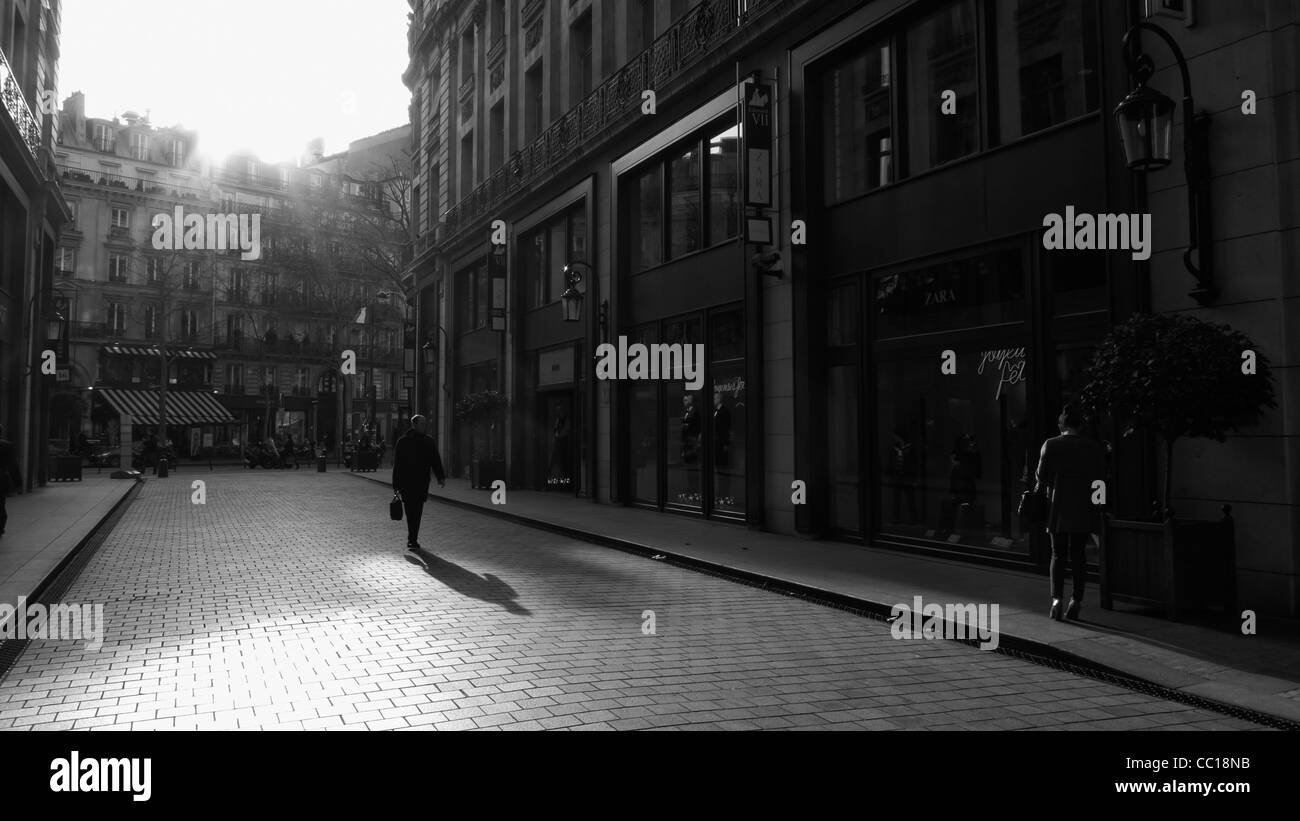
[101,345,218,360]
[97,389,236,425]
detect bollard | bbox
[157,456,169,478]
[317,456,327,473]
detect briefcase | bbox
[389,492,403,521]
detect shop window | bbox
[873,247,1025,339]
[823,37,893,203]
[827,365,861,533]
[629,323,661,505]
[876,345,1031,553]
[993,0,1099,142]
[905,0,979,171]
[665,316,704,509]
[1047,248,1107,316]
[709,308,745,516]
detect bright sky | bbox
[58,0,412,164]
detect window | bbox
[386,371,399,401]
[262,367,277,392]
[180,310,198,339]
[627,165,662,274]
[247,159,260,185]
[296,367,311,390]
[229,268,247,303]
[184,261,201,289]
[111,207,130,228]
[522,205,587,310]
[491,0,506,43]
[525,63,544,142]
[707,125,740,245]
[278,166,290,190]
[668,145,701,257]
[456,262,490,332]
[130,132,149,161]
[93,124,114,152]
[146,257,163,283]
[262,273,278,306]
[108,303,127,333]
[905,0,979,171]
[489,102,505,172]
[225,363,244,392]
[167,138,185,167]
[460,133,474,197]
[570,13,593,105]
[144,305,159,339]
[108,253,129,283]
[624,120,740,273]
[629,0,655,55]
[67,200,78,227]
[873,247,1025,340]
[823,37,893,203]
[56,247,75,276]
[460,26,475,80]
[993,0,1099,142]
[310,173,322,191]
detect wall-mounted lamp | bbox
[1115,21,1215,304]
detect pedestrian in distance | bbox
[0,424,22,538]
[1034,403,1108,621]
[391,415,446,552]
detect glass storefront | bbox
[626,304,745,520]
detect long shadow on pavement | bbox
[405,551,532,616]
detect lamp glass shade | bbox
[1114,84,1175,171]
[47,317,63,341]
[560,284,583,322]
[422,344,436,367]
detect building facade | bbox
[53,93,412,458]
[1,0,70,488]
[406,0,1300,614]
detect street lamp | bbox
[560,262,606,336]
[1115,21,1215,304]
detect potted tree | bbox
[1079,312,1276,619]
[455,390,509,489]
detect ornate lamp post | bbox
[1114,21,1215,304]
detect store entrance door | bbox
[540,391,574,492]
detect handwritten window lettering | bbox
[978,347,1026,399]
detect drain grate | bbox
[0,482,142,683]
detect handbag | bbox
[1017,488,1047,524]
[389,491,403,521]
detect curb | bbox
[350,471,1298,729]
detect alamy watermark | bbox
[0,597,104,651]
[151,206,261,260]
[1042,206,1151,260]
[595,336,705,390]
[889,595,999,651]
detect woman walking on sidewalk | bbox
[1034,404,1107,621]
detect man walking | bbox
[391,415,445,551]
[0,424,23,539]
[1034,404,1107,621]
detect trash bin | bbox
[317,456,327,472]
[157,456,169,478]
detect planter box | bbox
[1099,507,1236,620]
[471,459,507,489]
[51,455,83,482]
[352,450,379,472]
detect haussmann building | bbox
[403,0,1300,616]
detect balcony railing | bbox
[56,164,210,200]
[71,322,130,340]
[440,0,779,239]
[0,46,41,160]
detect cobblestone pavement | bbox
[0,472,1265,731]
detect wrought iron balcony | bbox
[0,45,42,161]
[440,0,780,241]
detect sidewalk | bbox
[0,475,138,621]
[355,473,1300,725]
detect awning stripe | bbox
[97,390,236,425]
[100,345,217,360]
